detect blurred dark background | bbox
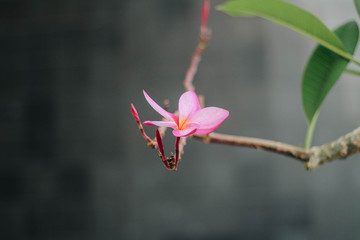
[1,0,360,239]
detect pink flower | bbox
[143,90,229,137]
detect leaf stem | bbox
[325,46,360,66]
[305,111,319,149]
[345,68,360,76]
[351,58,360,66]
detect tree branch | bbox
[192,132,311,161]
[191,127,360,169]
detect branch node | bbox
[305,147,320,170]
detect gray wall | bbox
[1,0,360,239]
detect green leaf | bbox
[303,21,358,149]
[355,0,360,18]
[302,21,359,123]
[218,0,360,65]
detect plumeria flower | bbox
[143,90,229,137]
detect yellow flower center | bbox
[178,117,188,130]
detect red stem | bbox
[175,137,181,170]
[201,0,210,32]
[156,129,165,159]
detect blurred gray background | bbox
[1,0,360,239]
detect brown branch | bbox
[192,132,311,161]
[191,127,360,169]
[306,127,360,170]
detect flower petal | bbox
[178,91,201,121]
[172,127,198,137]
[143,90,178,123]
[143,120,177,128]
[189,107,229,135]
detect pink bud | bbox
[130,104,140,122]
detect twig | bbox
[184,47,204,91]
[192,132,311,161]
[191,127,360,169]
[183,0,211,91]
